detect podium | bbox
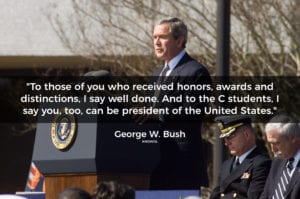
[32,104,160,199]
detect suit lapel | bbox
[168,53,191,77]
[226,157,235,175]
[220,147,262,191]
[165,53,191,86]
[274,160,287,188]
[221,158,254,191]
[284,160,300,197]
[154,52,193,79]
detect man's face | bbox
[153,23,183,62]
[266,130,295,159]
[224,127,250,156]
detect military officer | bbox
[210,115,271,199]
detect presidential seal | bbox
[51,109,77,150]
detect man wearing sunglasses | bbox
[210,115,271,199]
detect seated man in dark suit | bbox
[260,114,300,199]
[210,115,271,199]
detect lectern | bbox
[32,103,159,199]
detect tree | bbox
[48,0,300,76]
[231,0,300,75]
[48,0,216,75]
[47,0,300,187]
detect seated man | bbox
[210,115,271,199]
[260,114,300,199]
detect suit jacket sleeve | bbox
[247,157,271,199]
[210,159,232,199]
[260,159,283,199]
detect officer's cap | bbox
[215,115,252,138]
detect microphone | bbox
[81,70,111,84]
[84,70,111,77]
[68,70,111,95]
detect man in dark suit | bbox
[136,17,211,189]
[260,114,300,199]
[210,115,271,199]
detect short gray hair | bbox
[157,17,187,48]
[265,114,300,139]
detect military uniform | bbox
[210,115,271,199]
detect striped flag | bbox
[25,162,45,192]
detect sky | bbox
[0,0,72,56]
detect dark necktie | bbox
[153,64,170,108]
[157,64,170,84]
[273,158,294,199]
[231,157,240,172]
